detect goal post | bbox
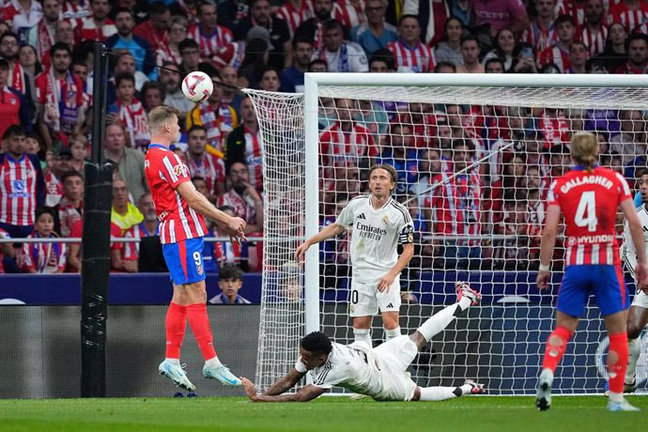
[247,73,648,395]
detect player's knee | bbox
[627,324,642,340]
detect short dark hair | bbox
[300,331,332,356]
[636,167,648,179]
[62,170,83,183]
[434,61,456,72]
[49,42,72,58]
[114,7,134,18]
[191,175,206,183]
[308,59,327,71]
[141,81,165,99]
[292,35,313,50]
[398,14,419,26]
[149,1,169,16]
[35,207,56,222]
[219,263,243,281]
[3,125,25,140]
[461,34,479,46]
[323,19,343,33]
[179,38,199,52]
[484,57,505,71]
[626,32,648,49]
[0,31,18,45]
[188,125,207,135]
[115,72,135,87]
[369,48,394,71]
[555,14,575,27]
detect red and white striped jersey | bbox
[18,232,67,273]
[557,0,586,26]
[144,144,207,244]
[0,153,43,226]
[243,126,263,190]
[61,0,90,20]
[57,196,82,237]
[424,168,482,245]
[332,0,366,30]
[387,39,435,73]
[184,152,225,196]
[538,44,571,72]
[187,24,234,60]
[319,122,377,171]
[576,24,608,56]
[521,20,557,52]
[608,1,648,30]
[538,109,570,148]
[217,190,260,226]
[74,16,117,43]
[44,171,62,207]
[275,0,312,36]
[547,166,631,266]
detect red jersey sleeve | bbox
[160,152,191,189]
[614,171,632,203]
[110,223,123,252]
[34,73,48,105]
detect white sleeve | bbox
[350,45,369,72]
[311,363,345,389]
[398,208,415,245]
[622,218,637,276]
[335,200,355,228]
[294,357,308,373]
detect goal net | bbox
[247,74,648,395]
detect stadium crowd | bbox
[0,0,647,276]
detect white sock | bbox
[626,337,641,383]
[353,328,372,347]
[165,358,180,366]
[419,385,466,401]
[417,301,469,341]
[384,327,401,340]
[205,356,222,369]
[609,391,624,403]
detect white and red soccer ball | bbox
[182,71,213,103]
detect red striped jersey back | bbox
[547,166,631,266]
[0,153,41,226]
[145,144,207,244]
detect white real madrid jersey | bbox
[621,204,648,277]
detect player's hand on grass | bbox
[377,273,396,293]
[240,377,258,401]
[295,241,310,262]
[536,270,550,291]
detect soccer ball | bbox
[182,71,213,103]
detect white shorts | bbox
[632,289,648,309]
[372,335,418,401]
[349,276,401,317]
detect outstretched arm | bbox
[295,223,346,262]
[242,378,326,402]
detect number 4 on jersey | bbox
[574,191,598,232]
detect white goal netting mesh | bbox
[247,82,648,395]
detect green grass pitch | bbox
[0,396,646,432]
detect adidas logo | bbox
[385,303,394,308]
[358,213,366,220]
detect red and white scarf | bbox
[44,69,80,134]
[116,98,150,151]
[36,19,55,61]
[8,61,24,94]
[198,101,234,153]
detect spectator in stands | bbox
[188,1,234,64]
[44,148,72,207]
[105,8,156,79]
[280,36,313,92]
[491,196,530,270]
[610,110,647,165]
[236,0,291,70]
[103,122,148,202]
[187,73,238,154]
[0,228,15,273]
[140,81,165,113]
[0,125,44,239]
[209,264,251,304]
[511,42,538,73]
[522,0,557,53]
[567,40,589,73]
[35,43,85,149]
[42,19,76,70]
[226,95,263,191]
[616,33,648,74]
[212,204,250,270]
[218,0,250,32]
[577,0,608,56]
[26,0,59,62]
[312,19,368,72]
[19,45,40,108]
[135,192,167,272]
[294,0,335,51]
[596,22,627,73]
[484,57,506,73]
[219,66,242,114]
[0,57,31,139]
[110,176,142,272]
[155,15,186,67]
[185,125,226,199]
[18,207,67,273]
[350,0,397,56]
[401,0,449,46]
[108,73,150,151]
[178,38,201,75]
[74,0,116,43]
[134,1,171,52]
[0,32,33,103]
[109,52,149,102]
[258,66,281,91]
[275,0,312,37]
[308,58,328,72]
[56,169,83,237]
[434,16,464,66]
[472,0,530,36]
[483,28,518,71]
[538,14,575,73]
[456,35,484,73]
[333,0,367,30]
[377,123,418,194]
[412,147,443,198]
[424,139,482,269]
[368,48,395,72]
[387,15,435,73]
[219,161,264,235]
[237,38,269,89]
[159,61,193,121]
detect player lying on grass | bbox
[240,282,485,402]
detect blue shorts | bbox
[162,237,206,285]
[557,265,629,317]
